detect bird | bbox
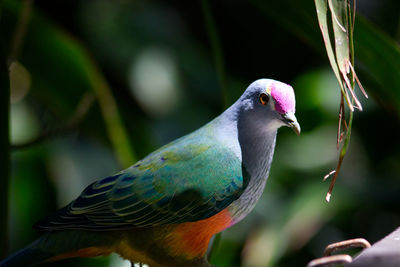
[1,78,300,267]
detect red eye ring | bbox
[259,93,269,105]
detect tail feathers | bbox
[0,231,116,267]
[0,239,54,267]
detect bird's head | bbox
[237,79,300,135]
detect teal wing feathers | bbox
[36,131,245,231]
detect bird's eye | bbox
[259,93,269,105]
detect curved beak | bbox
[282,112,301,135]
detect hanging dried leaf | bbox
[314,0,367,201]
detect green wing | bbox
[37,132,245,230]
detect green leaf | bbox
[254,0,400,115]
[328,0,350,74]
[314,0,350,108]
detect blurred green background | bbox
[2,0,400,266]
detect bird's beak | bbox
[282,112,301,136]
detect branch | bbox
[201,0,229,108]
[11,92,95,150]
[8,0,33,65]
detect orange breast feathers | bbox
[165,209,233,259]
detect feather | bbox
[36,131,243,231]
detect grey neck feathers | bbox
[213,103,277,178]
[237,112,277,180]
[214,104,277,221]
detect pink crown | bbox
[270,82,296,114]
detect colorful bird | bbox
[1,79,300,267]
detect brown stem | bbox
[325,154,344,202]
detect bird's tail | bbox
[0,238,55,267]
[1,231,115,267]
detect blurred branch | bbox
[4,0,136,167]
[11,92,95,150]
[8,0,33,65]
[0,0,33,256]
[201,0,229,108]
[200,0,227,243]
[0,22,11,257]
[201,1,227,246]
[85,58,136,167]
[396,15,400,43]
